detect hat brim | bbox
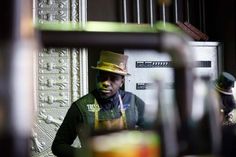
[91,66,130,76]
[215,83,233,95]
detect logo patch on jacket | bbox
[120,103,130,110]
[87,104,100,112]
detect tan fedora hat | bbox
[91,51,130,75]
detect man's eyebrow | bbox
[111,74,121,77]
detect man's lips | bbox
[99,89,111,94]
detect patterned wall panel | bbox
[32,0,82,156]
[37,0,69,22]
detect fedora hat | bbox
[215,72,235,95]
[91,51,130,75]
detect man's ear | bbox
[120,77,124,87]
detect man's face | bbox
[96,71,124,99]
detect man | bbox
[215,72,236,125]
[51,51,146,157]
[214,72,236,157]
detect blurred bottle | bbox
[188,76,221,156]
[154,76,222,157]
[154,79,179,157]
[90,130,160,157]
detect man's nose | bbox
[102,77,111,86]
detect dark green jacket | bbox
[51,90,145,157]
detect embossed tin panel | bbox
[32,0,86,156]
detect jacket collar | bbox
[93,90,120,110]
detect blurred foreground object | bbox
[0,0,39,156]
[90,131,160,157]
[155,76,222,157]
[188,76,221,155]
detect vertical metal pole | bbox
[123,0,128,23]
[136,0,141,24]
[186,0,190,22]
[162,3,166,26]
[174,0,178,22]
[149,0,154,27]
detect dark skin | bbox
[96,71,124,99]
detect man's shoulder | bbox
[121,90,141,98]
[74,93,95,106]
[120,90,133,96]
[120,90,143,102]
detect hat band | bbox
[215,84,233,95]
[97,61,127,73]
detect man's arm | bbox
[134,95,146,129]
[51,102,82,157]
